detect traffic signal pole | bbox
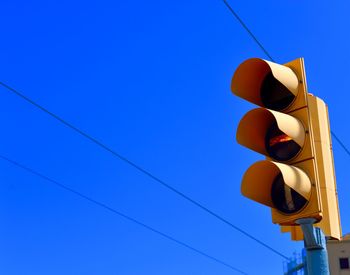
[297,218,330,275]
[231,57,341,273]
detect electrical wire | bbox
[0,81,289,260]
[222,0,275,62]
[331,131,350,157]
[0,154,248,275]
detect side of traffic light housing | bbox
[281,94,342,241]
[231,58,341,240]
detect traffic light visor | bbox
[241,161,312,212]
[236,108,305,160]
[231,58,299,111]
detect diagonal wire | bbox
[0,154,248,275]
[221,0,350,161]
[0,81,289,260]
[222,0,275,62]
[331,131,350,157]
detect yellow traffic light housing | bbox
[231,58,341,240]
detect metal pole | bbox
[296,218,330,275]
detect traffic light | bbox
[231,58,341,240]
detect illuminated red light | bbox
[269,134,293,147]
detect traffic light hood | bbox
[241,161,312,209]
[231,58,299,110]
[236,108,305,158]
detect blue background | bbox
[0,1,349,274]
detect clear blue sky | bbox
[1,1,349,274]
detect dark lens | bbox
[261,72,295,110]
[265,123,301,161]
[271,173,307,214]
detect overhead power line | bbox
[0,154,248,275]
[222,0,275,62]
[331,130,350,157]
[221,0,350,160]
[0,81,289,260]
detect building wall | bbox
[327,235,350,274]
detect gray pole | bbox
[296,218,330,275]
